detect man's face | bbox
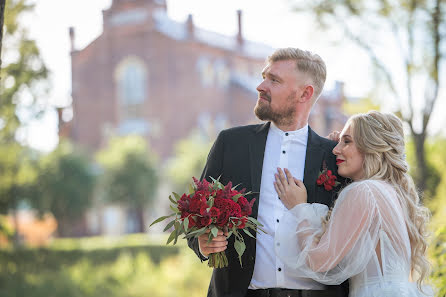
[254,60,303,126]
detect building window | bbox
[115,56,148,106]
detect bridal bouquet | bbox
[150,177,263,268]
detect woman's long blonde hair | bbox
[346,111,430,287]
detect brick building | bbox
[60,0,347,236]
[61,0,346,161]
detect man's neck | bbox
[274,118,308,132]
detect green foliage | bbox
[407,137,446,294]
[0,0,48,233]
[295,0,445,195]
[0,143,37,212]
[28,142,95,237]
[166,131,212,193]
[406,138,441,201]
[96,135,158,232]
[343,96,381,116]
[0,0,48,141]
[430,225,446,297]
[0,235,210,297]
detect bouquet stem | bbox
[208,251,228,268]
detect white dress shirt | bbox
[249,123,326,290]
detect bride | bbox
[273,111,433,297]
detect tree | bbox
[0,0,48,215]
[166,131,212,193]
[29,142,96,237]
[1,0,48,141]
[295,0,445,194]
[96,136,158,233]
[0,0,5,70]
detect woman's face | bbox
[332,125,365,181]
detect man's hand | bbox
[198,229,228,258]
[274,168,307,210]
[327,131,341,142]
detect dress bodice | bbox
[275,180,433,297]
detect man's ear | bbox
[299,85,314,103]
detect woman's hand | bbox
[274,168,307,210]
[327,131,341,142]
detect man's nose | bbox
[256,80,266,93]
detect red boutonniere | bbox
[317,160,340,191]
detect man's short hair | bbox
[268,48,327,102]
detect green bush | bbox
[0,235,212,297]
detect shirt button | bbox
[278,268,282,272]
[285,132,289,136]
[276,219,279,223]
[282,150,286,154]
[276,242,280,246]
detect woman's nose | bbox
[332,143,340,155]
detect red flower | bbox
[199,216,212,227]
[209,207,220,218]
[317,161,340,191]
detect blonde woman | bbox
[273,111,432,297]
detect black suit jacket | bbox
[188,123,348,297]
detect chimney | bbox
[69,27,75,52]
[237,10,243,45]
[186,14,194,38]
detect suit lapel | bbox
[303,127,325,203]
[249,122,270,218]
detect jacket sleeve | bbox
[187,130,225,261]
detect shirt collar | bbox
[269,122,309,139]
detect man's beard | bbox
[254,92,297,126]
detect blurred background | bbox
[0,0,445,296]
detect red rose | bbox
[199,216,212,227]
[237,217,248,229]
[189,197,207,214]
[237,196,252,216]
[324,183,333,191]
[317,174,327,185]
[187,215,197,228]
[209,207,220,218]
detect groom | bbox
[188,48,348,297]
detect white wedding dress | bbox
[275,179,433,297]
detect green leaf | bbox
[163,220,175,232]
[169,195,176,204]
[211,226,218,238]
[247,217,263,226]
[185,227,207,238]
[170,205,179,213]
[149,214,174,227]
[166,229,177,245]
[173,192,181,201]
[189,183,195,194]
[231,183,241,190]
[242,228,256,238]
[234,239,246,266]
[183,216,189,232]
[231,193,242,202]
[173,221,181,244]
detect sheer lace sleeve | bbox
[275,180,382,285]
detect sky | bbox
[20,0,445,152]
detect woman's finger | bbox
[284,168,294,185]
[274,181,282,196]
[294,178,305,188]
[277,168,289,185]
[274,175,285,193]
